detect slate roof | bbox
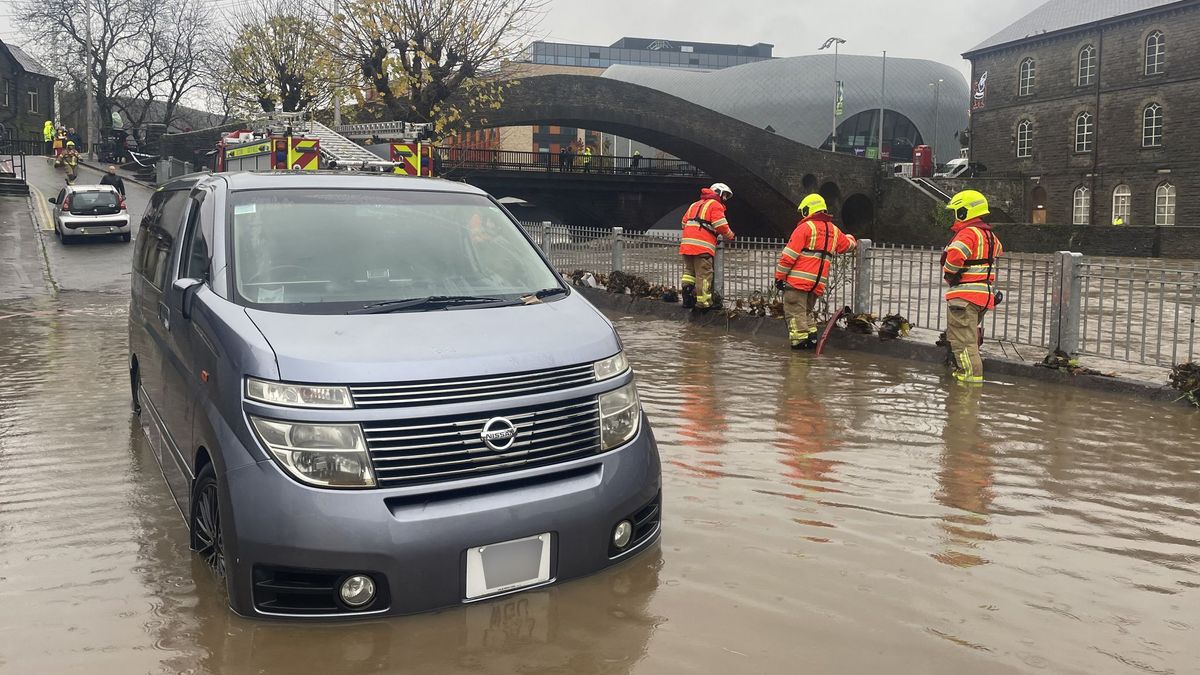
[967,0,1184,54]
[2,42,56,79]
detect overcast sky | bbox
[537,0,1047,81]
[0,0,1047,82]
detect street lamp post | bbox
[820,37,847,153]
[83,0,96,160]
[930,78,943,164]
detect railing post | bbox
[1050,251,1083,355]
[853,239,873,314]
[540,221,552,256]
[156,159,168,184]
[612,227,624,272]
[714,241,726,299]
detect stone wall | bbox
[967,3,1200,228]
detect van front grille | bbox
[349,363,597,408]
[362,397,601,487]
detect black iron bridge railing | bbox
[438,147,707,178]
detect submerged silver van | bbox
[128,172,661,618]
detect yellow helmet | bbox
[797,193,827,218]
[946,190,989,222]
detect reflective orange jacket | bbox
[942,219,1004,309]
[679,189,734,256]
[774,213,856,295]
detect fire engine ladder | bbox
[301,120,380,165]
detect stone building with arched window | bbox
[964,0,1198,227]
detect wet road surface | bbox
[0,289,1197,674]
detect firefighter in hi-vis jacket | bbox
[774,194,857,349]
[678,183,736,310]
[942,190,1004,385]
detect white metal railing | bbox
[518,221,1200,368]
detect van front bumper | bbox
[221,415,661,619]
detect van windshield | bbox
[229,189,562,313]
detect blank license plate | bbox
[465,533,552,600]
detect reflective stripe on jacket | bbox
[774,213,856,296]
[679,188,734,256]
[942,219,1004,309]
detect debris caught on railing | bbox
[747,291,767,317]
[845,313,877,335]
[1038,350,1115,377]
[568,270,605,288]
[1169,362,1200,407]
[878,314,912,341]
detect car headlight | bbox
[246,377,353,409]
[249,417,375,488]
[599,382,641,451]
[593,351,630,381]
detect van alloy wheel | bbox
[193,470,226,579]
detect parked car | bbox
[128,171,661,619]
[48,184,131,243]
[934,158,988,179]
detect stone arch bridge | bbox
[467,75,885,237]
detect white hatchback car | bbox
[49,184,131,244]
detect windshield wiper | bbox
[531,287,568,299]
[348,295,509,315]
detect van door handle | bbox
[158,301,170,331]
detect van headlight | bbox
[593,351,630,381]
[249,417,376,488]
[598,382,641,451]
[246,377,353,409]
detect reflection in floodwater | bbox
[0,296,1197,674]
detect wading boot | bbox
[681,284,696,309]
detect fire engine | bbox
[215,119,321,173]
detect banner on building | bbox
[972,71,988,111]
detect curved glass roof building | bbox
[603,54,968,163]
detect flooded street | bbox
[1,292,1198,674]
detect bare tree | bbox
[321,0,546,131]
[15,0,154,129]
[215,0,330,114]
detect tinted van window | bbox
[229,190,560,313]
[137,189,191,289]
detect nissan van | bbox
[128,172,661,618]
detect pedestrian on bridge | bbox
[774,194,857,349]
[558,145,570,172]
[629,150,642,174]
[941,190,1004,385]
[679,183,736,310]
[582,145,593,173]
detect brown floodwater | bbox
[1,294,1197,675]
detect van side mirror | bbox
[172,278,204,320]
[48,197,57,204]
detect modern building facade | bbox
[965,0,1196,227]
[0,40,56,142]
[523,37,773,71]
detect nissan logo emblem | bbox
[480,417,518,451]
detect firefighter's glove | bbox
[775,279,788,292]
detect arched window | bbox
[1143,103,1163,147]
[1078,45,1097,86]
[1073,186,1091,225]
[1019,58,1036,96]
[1156,183,1176,226]
[1145,31,1165,75]
[1112,185,1132,225]
[1016,119,1033,158]
[1075,112,1094,152]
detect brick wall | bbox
[967,2,1200,229]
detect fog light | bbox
[339,574,376,608]
[613,520,634,549]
